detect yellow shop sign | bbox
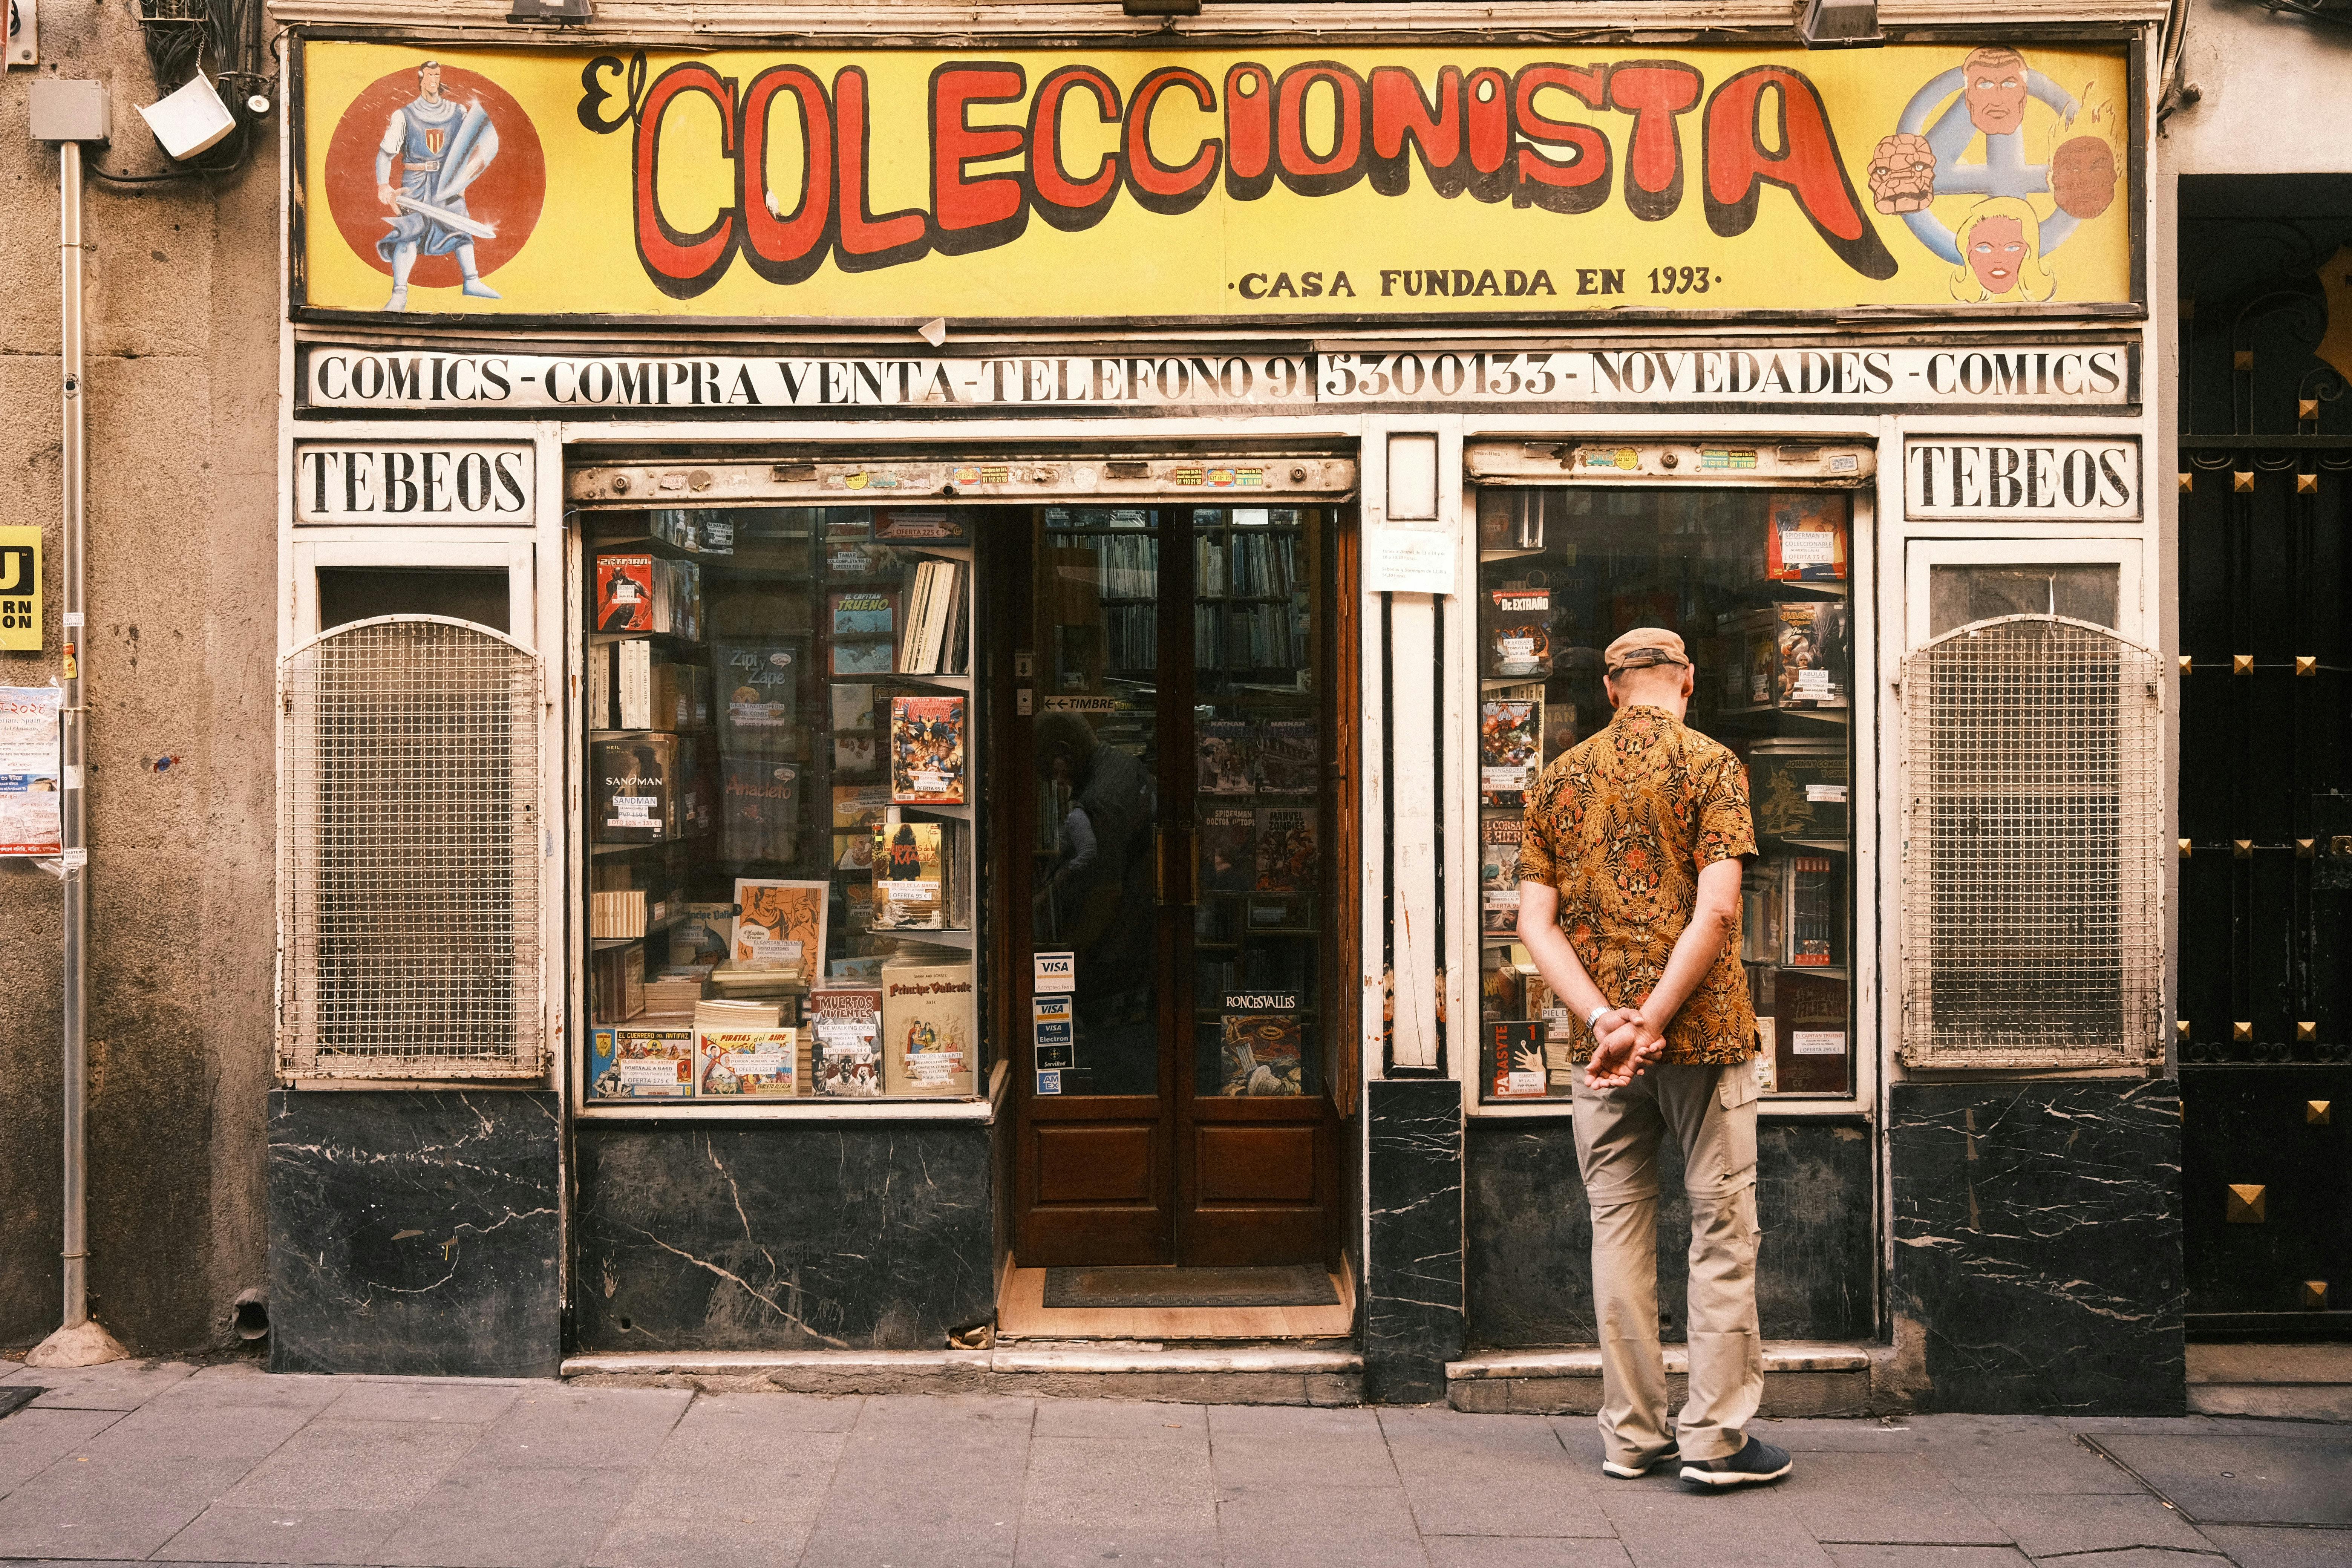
[297,40,2134,322]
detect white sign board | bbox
[1370,524,1456,595]
[295,443,535,523]
[1905,439,2140,521]
[303,345,2135,413]
[1033,951,1076,994]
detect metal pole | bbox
[58,136,90,1334]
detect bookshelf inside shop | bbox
[1475,486,1856,1103]
[582,504,982,1109]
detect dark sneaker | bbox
[1601,1443,1679,1479]
[1680,1436,1792,1490]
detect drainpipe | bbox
[26,81,126,1370]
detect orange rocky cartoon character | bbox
[1868,132,1938,214]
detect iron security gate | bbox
[2176,178,2352,1334]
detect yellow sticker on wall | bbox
[0,528,40,652]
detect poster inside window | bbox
[1475,487,1855,1102]
[583,504,981,1105]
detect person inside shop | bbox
[1031,712,1156,1086]
[1514,627,1791,1493]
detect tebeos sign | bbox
[294,443,535,522]
[296,40,2135,322]
[1904,438,2140,520]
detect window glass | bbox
[1475,487,1856,1102]
[581,505,979,1106]
[318,567,509,632]
[1929,564,2118,637]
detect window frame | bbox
[1449,437,1882,1121]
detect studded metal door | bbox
[2176,185,2352,1333]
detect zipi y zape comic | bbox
[299,41,2133,321]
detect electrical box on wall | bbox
[6,0,35,67]
[28,78,109,143]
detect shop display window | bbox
[579,504,982,1107]
[1474,486,1857,1102]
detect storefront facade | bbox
[268,8,2183,1410]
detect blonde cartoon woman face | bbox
[1969,216,2027,293]
[1949,199,2057,302]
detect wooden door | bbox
[1005,501,1344,1268]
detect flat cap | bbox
[1603,626,1690,673]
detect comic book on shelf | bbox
[1485,588,1553,679]
[880,954,977,1095]
[588,1026,694,1099]
[1201,806,1257,895]
[1481,816,1523,934]
[1217,999,1305,1096]
[732,877,827,972]
[714,639,804,754]
[830,683,876,733]
[1785,855,1841,968]
[1479,697,1542,804]
[890,695,966,806]
[1196,720,1255,795]
[695,1027,798,1097]
[1254,806,1317,895]
[718,758,799,864]
[831,784,889,871]
[872,820,946,929]
[1485,1020,1548,1099]
[593,736,679,843]
[809,986,885,1096]
[1764,492,1849,583]
[1253,719,1318,794]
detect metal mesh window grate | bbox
[1901,615,2162,1069]
[279,616,545,1079]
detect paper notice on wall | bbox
[0,687,62,856]
[1369,522,1455,595]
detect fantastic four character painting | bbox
[1866,45,2119,303]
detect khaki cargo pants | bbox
[1571,1059,1764,1467]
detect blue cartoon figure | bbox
[374,60,502,311]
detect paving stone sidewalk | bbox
[0,1360,2345,1568]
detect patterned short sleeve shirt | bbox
[1519,704,1759,1066]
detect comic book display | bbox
[1475,486,1857,1101]
[583,503,979,1107]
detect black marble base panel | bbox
[1364,1078,1466,1404]
[267,1089,563,1378]
[1466,1116,1874,1348]
[1890,1078,2184,1415]
[573,1120,994,1352]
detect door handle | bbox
[1154,824,1168,906]
[1186,824,1200,906]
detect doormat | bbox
[1042,1265,1340,1309]
[0,1387,44,1421]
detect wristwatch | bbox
[1586,1004,1611,1032]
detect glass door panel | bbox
[1034,507,1164,1099]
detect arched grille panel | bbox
[279,616,544,1079]
[1901,615,2162,1069]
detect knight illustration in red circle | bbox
[375,59,503,310]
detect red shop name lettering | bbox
[578,55,1897,298]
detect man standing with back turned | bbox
[1515,627,1791,1491]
